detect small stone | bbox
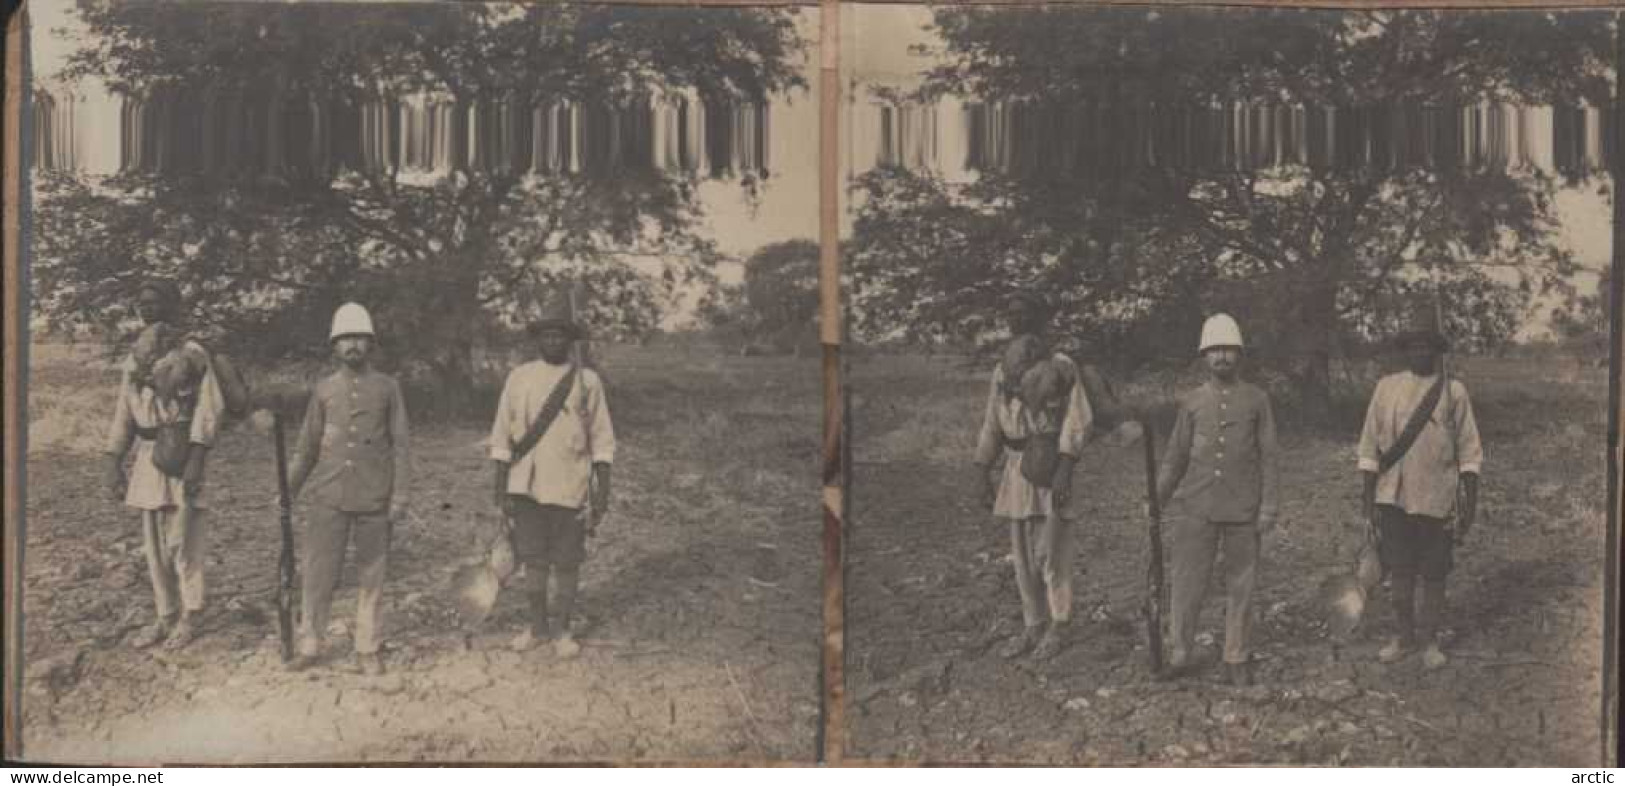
[1196,632,1216,647]
[1323,662,1357,681]
[1338,721,1361,735]
[27,650,85,697]
[102,566,139,590]
[1192,742,1210,756]
[1163,744,1190,760]
[1312,679,1361,704]
[1284,725,1314,745]
[1095,687,1118,699]
[1063,697,1091,712]
[899,691,919,708]
[327,621,349,637]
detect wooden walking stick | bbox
[271,412,299,663]
[1140,417,1166,676]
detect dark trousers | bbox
[1375,504,1453,644]
[508,496,587,636]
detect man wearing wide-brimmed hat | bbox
[488,287,615,659]
[104,278,226,651]
[285,303,413,676]
[1357,301,1482,670]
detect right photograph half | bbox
[841,4,1617,765]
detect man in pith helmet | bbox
[1153,313,1280,686]
[286,302,413,676]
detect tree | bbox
[1550,265,1613,365]
[693,239,818,355]
[36,2,806,413]
[848,7,1613,408]
[743,239,820,354]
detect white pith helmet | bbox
[1198,313,1243,353]
[330,302,375,341]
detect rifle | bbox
[271,412,298,663]
[1140,417,1167,676]
[568,282,601,532]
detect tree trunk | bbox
[423,241,489,419]
[1293,275,1339,420]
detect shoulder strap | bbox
[1377,374,1446,475]
[510,366,579,463]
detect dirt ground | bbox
[846,353,1611,766]
[20,342,823,764]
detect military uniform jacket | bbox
[1156,379,1280,524]
[290,368,411,513]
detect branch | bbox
[341,205,428,261]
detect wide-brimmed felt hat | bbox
[136,278,183,309]
[530,287,584,338]
[1395,300,1449,350]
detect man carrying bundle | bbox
[1153,314,1279,686]
[1356,304,1482,670]
[103,279,226,651]
[285,303,413,675]
[972,293,1097,661]
[488,288,615,659]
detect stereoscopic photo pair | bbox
[6,0,1620,767]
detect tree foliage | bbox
[696,239,819,354]
[37,2,807,410]
[849,7,1614,405]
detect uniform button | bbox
[1218,436,1226,444]
[1216,452,1224,459]
[345,460,354,467]
[1215,469,1223,476]
[348,442,356,448]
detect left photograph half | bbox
[14,0,823,764]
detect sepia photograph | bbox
[842,4,1618,765]
[14,0,823,763]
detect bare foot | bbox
[162,616,197,650]
[130,621,171,650]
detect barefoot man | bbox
[1357,303,1482,670]
[489,288,615,659]
[973,293,1094,661]
[103,279,225,651]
